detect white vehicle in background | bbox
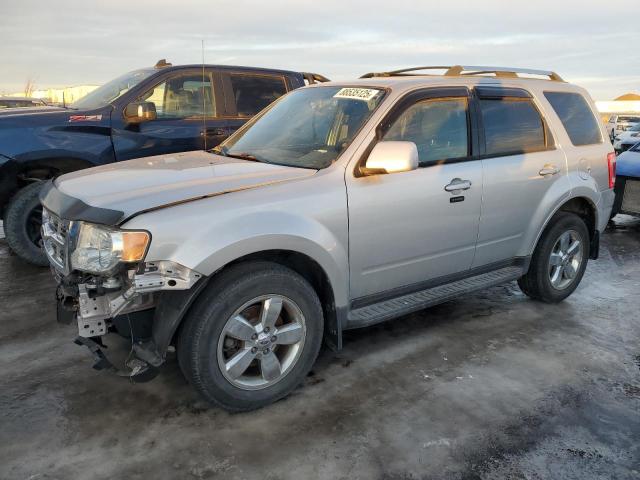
[613,123,640,153]
[606,114,640,141]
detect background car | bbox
[613,122,640,153]
[606,114,640,141]
[0,96,48,108]
[0,60,327,266]
[612,144,640,218]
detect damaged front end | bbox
[43,206,205,382]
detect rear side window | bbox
[480,98,547,155]
[229,74,287,117]
[544,92,602,146]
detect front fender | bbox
[126,203,350,309]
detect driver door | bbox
[112,70,228,160]
[346,88,483,300]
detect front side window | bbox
[383,98,468,165]
[139,73,215,118]
[544,91,602,146]
[71,69,155,110]
[229,74,287,117]
[218,86,386,169]
[480,98,547,155]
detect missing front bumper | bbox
[74,336,159,383]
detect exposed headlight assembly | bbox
[70,222,150,274]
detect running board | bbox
[346,266,525,329]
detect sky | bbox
[1,0,638,101]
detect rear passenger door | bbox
[219,71,289,135]
[473,86,569,267]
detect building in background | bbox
[596,93,640,122]
[2,85,99,106]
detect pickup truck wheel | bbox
[4,182,48,266]
[177,261,324,411]
[518,212,589,303]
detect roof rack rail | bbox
[360,65,564,82]
[302,72,331,84]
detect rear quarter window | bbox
[544,91,602,146]
[229,74,288,117]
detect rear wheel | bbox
[4,182,48,266]
[177,261,324,411]
[518,212,590,303]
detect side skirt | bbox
[345,263,527,330]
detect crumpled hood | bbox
[46,151,316,224]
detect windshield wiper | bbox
[225,152,260,162]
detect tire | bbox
[518,212,590,303]
[4,181,48,266]
[177,261,324,411]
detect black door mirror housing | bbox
[124,101,157,123]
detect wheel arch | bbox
[531,195,598,258]
[158,249,344,361]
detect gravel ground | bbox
[1,216,639,480]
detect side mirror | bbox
[362,141,419,175]
[124,101,157,123]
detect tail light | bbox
[607,152,616,189]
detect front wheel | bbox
[177,261,324,411]
[518,212,590,303]
[3,181,48,266]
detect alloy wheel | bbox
[548,230,583,290]
[217,295,307,390]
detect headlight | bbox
[70,222,150,273]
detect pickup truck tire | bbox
[4,182,48,266]
[518,212,589,303]
[177,261,324,411]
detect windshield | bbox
[619,116,640,123]
[630,123,640,132]
[71,69,155,110]
[218,86,386,169]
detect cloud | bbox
[1,0,638,99]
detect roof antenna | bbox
[201,39,207,152]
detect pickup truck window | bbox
[219,86,386,169]
[229,74,287,117]
[383,98,469,165]
[140,73,215,118]
[71,69,155,110]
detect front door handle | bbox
[444,178,472,192]
[539,164,560,176]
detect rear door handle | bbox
[539,164,560,176]
[444,178,472,192]
[203,127,228,136]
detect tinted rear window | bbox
[544,92,602,146]
[480,98,546,155]
[229,74,287,117]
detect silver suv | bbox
[41,66,616,411]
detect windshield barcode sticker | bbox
[333,88,379,102]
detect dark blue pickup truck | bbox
[0,60,327,264]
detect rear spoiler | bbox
[302,72,330,84]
